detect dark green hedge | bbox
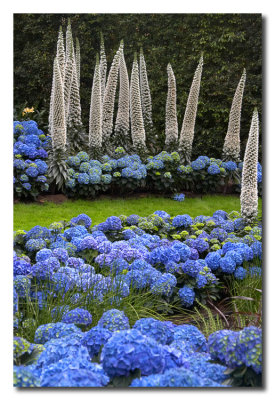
[14,13,262,159]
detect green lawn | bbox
[13,194,262,231]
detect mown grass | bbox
[13,194,262,231]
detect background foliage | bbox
[14,13,262,159]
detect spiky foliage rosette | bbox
[223,69,246,162]
[102,41,123,151]
[165,63,178,150]
[48,58,68,190]
[75,37,81,89]
[240,109,259,223]
[114,45,130,149]
[89,54,102,156]
[130,54,147,154]
[99,32,107,104]
[139,49,153,138]
[179,55,203,163]
[67,56,86,154]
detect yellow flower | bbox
[22,107,35,116]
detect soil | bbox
[36,194,68,204]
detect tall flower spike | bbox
[130,53,146,151]
[179,55,203,163]
[100,32,107,104]
[102,41,123,146]
[63,41,74,123]
[65,19,75,62]
[223,69,246,162]
[139,48,153,134]
[114,45,130,147]
[67,56,84,153]
[57,26,65,81]
[75,37,81,89]
[241,109,259,223]
[49,27,65,136]
[165,63,178,149]
[51,57,66,150]
[48,61,55,137]
[89,54,102,151]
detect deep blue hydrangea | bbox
[191,159,206,170]
[81,327,113,358]
[171,242,191,262]
[35,248,53,262]
[234,267,247,280]
[207,329,240,365]
[105,216,122,231]
[182,354,227,384]
[225,161,237,171]
[100,329,166,378]
[13,257,32,276]
[34,322,82,344]
[52,248,69,263]
[210,228,228,242]
[40,358,109,387]
[173,193,185,201]
[205,252,222,271]
[219,256,236,273]
[192,238,209,253]
[130,366,225,387]
[154,210,171,220]
[36,337,90,369]
[70,213,92,229]
[126,214,140,225]
[207,164,220,175]
[250,241,262,259]
[181,259,202,278]
[78,236,98,251]
[61,307,93,326]
[133,318,174,345]
[150,273,177,297]
[173,325,207,352]
[172,214,192,228]
[97,309,130,332]
[178,285,195,307]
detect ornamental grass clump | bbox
[240,109,259,223]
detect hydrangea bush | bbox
[13,121,51,198]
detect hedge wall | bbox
[14,13,262,159]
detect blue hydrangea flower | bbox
[150,273,177,297]
[14,275,31,297]
[14,365,40,387]
[80,327,113,358]
[207,164,220,175]
[97,309,130,332]
[178,285,195,307]
[219,256,236,273]
[173,325,207,352]
[172,214,192,228]
[34,322,82,344]
[100,329,166,378]
[61,307,92,326]
[133,318,174,345]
